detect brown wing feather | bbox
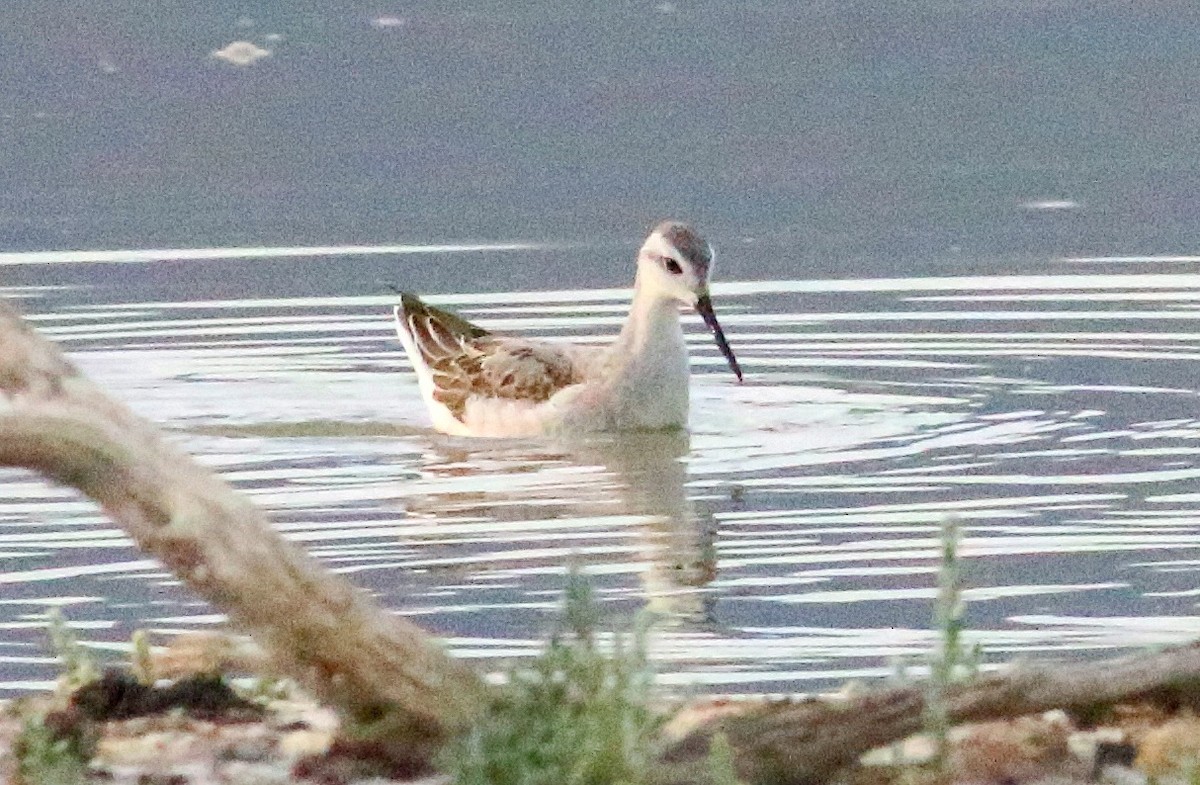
[397,293,583,420]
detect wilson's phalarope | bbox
[392,221,742,437]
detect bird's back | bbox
[393,293,598,435]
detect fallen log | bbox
[665,639,1200,785]
[0,299,489,762]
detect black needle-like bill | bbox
[695,294,743,382]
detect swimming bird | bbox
[392,220,742,437]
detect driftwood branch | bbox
[667,639,1200,785]
[0,300,488,759]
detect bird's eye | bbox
[662,257,683,275]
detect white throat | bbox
[602,278,690,428]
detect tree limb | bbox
[665,639,1200,785]
[0,300,488,760]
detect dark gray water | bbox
[2,3,1200,692]
[5,3,1200,264]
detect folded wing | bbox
[396,293,585,421]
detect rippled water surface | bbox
[2,244,1200,693]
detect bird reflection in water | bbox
[401,428,718,625]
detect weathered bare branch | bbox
[665,639,1200,785]
[0,300,488,760]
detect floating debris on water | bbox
[1020,199,1081,211]
[211,41,271,66]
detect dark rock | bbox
[73,669,264,722]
